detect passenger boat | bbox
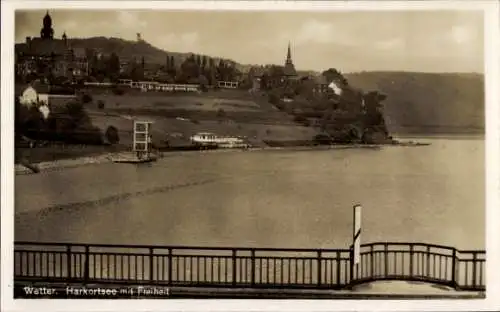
[190,132,250,149]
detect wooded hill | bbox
[67,37,238,69]
[345,71,484,134]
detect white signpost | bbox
[352,204,362,265]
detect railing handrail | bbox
[14,241,344,253]
[14,241,485,255]
[361,241,457,251]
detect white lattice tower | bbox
[133,120,153,152]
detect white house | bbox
[18,85,77,120]
[18,86,47,107]
[18,85,76,108]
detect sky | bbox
[15,9,484,73]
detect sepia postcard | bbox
[1,0,500,311]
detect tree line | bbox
[265,67,391,144]
[85,49,241,85]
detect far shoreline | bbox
[14,140,432,176]
[393,133,485,140]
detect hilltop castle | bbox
[15,11,89,80]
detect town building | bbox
[247,66,266,91]
[247,42,300,90]
[17,83,76,108]
[17,84,50,107]
[217,81,239,89]
[313,75,330,94]
[126,81,200,93]
[15,11,89,82]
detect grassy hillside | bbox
[84,89,317,149]
[344,71,484,134]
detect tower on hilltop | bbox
[40,11,54,40]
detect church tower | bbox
[40,11,54,39]
[286,42,293,65]
[283,41,297,77]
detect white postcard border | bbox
[2,1,499,311]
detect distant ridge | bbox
[66,36,320,74]
[67,36,240,68]
[52,37,485,134]
[344,71,484,134]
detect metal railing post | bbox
[83,245,90,284]
[232,249,237,286]
[168,248,173,286]
[66,245,72,280]
[472,252,477,288]
[426,245,431,278]
[317,250,322,286]
[370,244,374,278]
[451,248,457,288]
[384,243,389,277]
[149,247,154,282]
[409,244,414,278]
[336,251,341,287]
[250,249,255,287]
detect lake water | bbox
[14,137,485,250]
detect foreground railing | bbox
[350,243,485,291]
[13,241,485,291]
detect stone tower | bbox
[40,11,54,39]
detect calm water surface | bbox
[15,138,485,250]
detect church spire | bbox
[283,41,297,77]
[286,41,292,64]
